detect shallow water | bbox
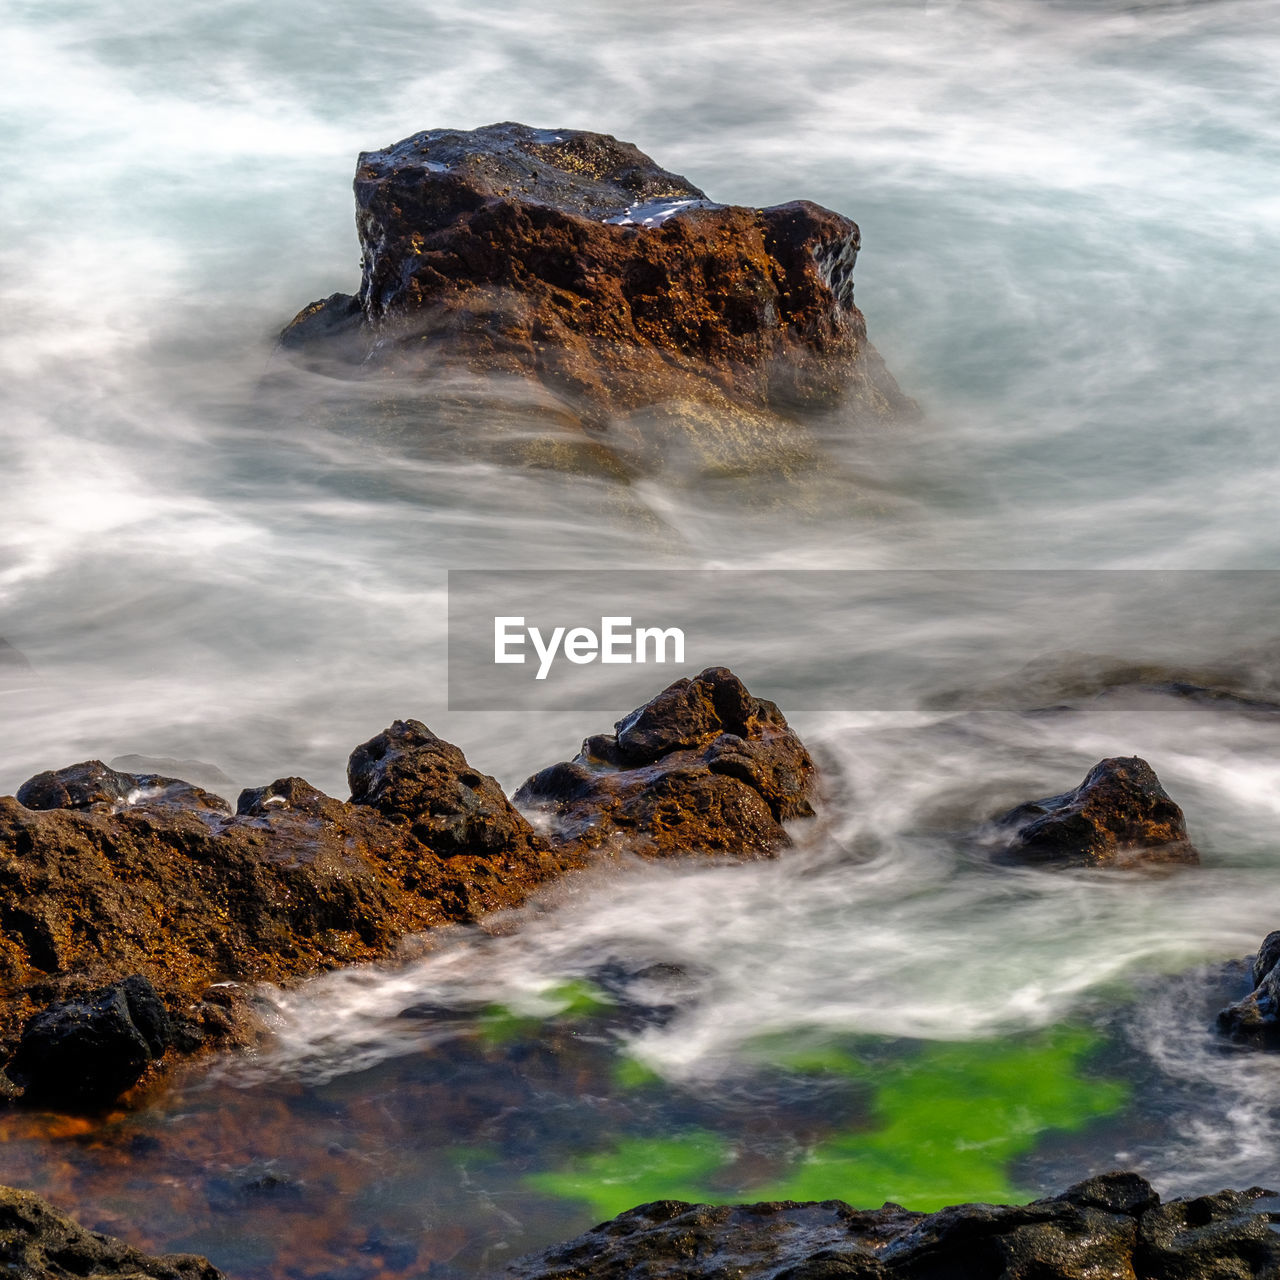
[3,0,1280,1274]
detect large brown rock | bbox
[0,1183,222,1279]
[280,122,912,431]
[514,667,816,858]
[0,670,818,1109]
[989,758,1200,869]
[505,1173,1280,1280]
[0,733,569,1109]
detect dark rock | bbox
[17,761,231,818]
[989,757,1200,868]
[0,729,571,1103]
[7,975,171,1110]
[348,718,546,860]
[1218,929,1280,1041]
[0,1183,222,1278]
[505,1173,1280,1280]
[280,122,912,427]
[514,667,816,858]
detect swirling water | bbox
[3,0,1280,1274]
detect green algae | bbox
[528,1024,1129,1220]
[526,1131,732,1219]
[476,979,615,1045]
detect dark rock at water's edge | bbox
[1219,929,1280,1043]
[279,122,913,429]
[988,757,1200,869]
[7,975,171,1109]
[0,1183,223,1279]
[0,669,815,1110]
[506,1172,1280,1280]
[514,667,816,858]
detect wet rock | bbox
[6,975,171,1110]
[348,718,546,860]
[0,1183,223,1278]
[989,757,1199,868]
[280,122,912,429]
[17,761,231,817]
[0,673,815,1107]
[1218,929,1280,1041]
[515,667,816,858]
[505,1173,1280,1280]
[110,754,237,798]
[0,729,571,1102]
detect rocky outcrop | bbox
[1219,930,1280,1042]
[0,670,814,1109]
[0,1183,222,1279]
[0,731,569,1109]
[280,122,912,431]
[506,1173,1280,1280]
[514,667,816,858]
[988,758,1199,868]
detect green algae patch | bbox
[477,979,615,1045]
[528,1024,1128,1218]
[526,1131,732,1221]
[756,1027,1129,1211]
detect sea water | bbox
[2,0,1280,1275]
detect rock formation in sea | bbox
[0,668,814,1110]
[505,1172,1280,1280]
[0,1183,223,1278]
[279,122,913,442]
[515,666,815,857]
[988,757,1200,868]
[1218,929,1280,1042]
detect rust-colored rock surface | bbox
[514,667,816,858]
[280,122,912,428]
[0,730,569,1107]
[990,757,1200,868]
[0,670,816,1110]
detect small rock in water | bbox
[1218,929,1280,1042]
[279,122,913,434]
[988,757,1199,868]
[515,666,816,858]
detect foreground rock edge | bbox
[0,1183,222,1279]
[505,1172,1280,1280]
[0,667,812,1109]
[3,1171,1276,1280]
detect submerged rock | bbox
[989,757,1199,869]
[1218,930,1280,1042]
[506,1173,1280,1280]
[514,667,816,858]
[280,122,912,433]
[0,1183,222,1279]
[0,669,815,1108]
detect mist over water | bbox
[4,0,1280,1271]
